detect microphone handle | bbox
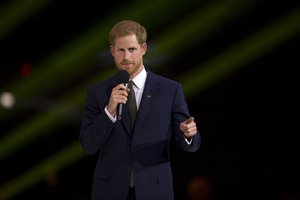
[117,104,123,120]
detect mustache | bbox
[121,60,134,65]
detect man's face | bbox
[110,34,147,79]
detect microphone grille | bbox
[115,70,129,84]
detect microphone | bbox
[114,70,129,120]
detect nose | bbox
[124,50,130,60]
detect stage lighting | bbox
[0,92,15,109]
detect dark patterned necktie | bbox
[127,80,137,126]
[127,80,137,187]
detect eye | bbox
[128,48,136,52]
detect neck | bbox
[130,65,144,79]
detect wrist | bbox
[109,110,116,118]
[107,106,116,117]
[184,135,193,141]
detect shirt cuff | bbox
[184,136,193,145]
[105,106,117,123]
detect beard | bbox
[121,60,134,65]
[115,59,143,78]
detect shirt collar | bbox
[131,66,147,90]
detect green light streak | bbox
[0,141,84,200]
[0,0,52,38]
[0,69,115,161]
[181,7,300,97]
[154,0,256,54]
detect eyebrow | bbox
[117,47,137,50]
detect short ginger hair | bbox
[109,20,147,46]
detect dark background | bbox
[0,0,299,199]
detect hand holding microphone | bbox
[107,70,130,120]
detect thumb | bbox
[185,117,194,124]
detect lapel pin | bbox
[146,95,151,98]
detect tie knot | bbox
[128,80,135,88]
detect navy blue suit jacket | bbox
[80,70,201,200]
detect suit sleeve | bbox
[79,86,115,155]
[172,83,201,152]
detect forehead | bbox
[114,34,140,48]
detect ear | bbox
[110,45,114,56]
[141,43,147,55]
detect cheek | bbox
[113,54,122,62]
[133,53,142,60]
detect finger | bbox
[183,121,197,129]
[115,89,128,97]
[183,126,196,134]
[186,126,197,133]
[185,121,196,129]
[185,126,197,134]
[112,86,129,96]
[113,84,127,91]
[185,131,197,138]
[186,117,194,124]
[180,122,188,129]
[110,93,128,104]
[180,118,194,130]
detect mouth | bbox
[121,62,134,67]
[121,61,133,64]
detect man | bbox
[79,20,201,200]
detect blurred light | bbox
[0,92,15,109]
[21,62,32,77]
